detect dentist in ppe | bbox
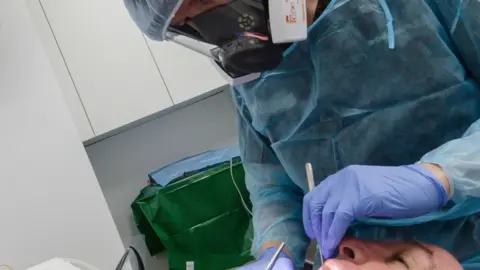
[124,0,480,269]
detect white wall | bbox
[0,1,124,269]
[26,0,95,140]
[85,90,239,267]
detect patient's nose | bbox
[335,238,369,264]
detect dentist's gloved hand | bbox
[237,247,294,270]
[303,164,449,259]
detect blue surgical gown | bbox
[232,0,480,268]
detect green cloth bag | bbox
[131,158,254,270]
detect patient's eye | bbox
[386,251,409,269]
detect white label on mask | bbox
[268,0,308,44]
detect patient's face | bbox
[320,238,462,270]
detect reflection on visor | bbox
[238,32,269,41]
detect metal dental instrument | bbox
[265,242,286,270]
[306,162,316,191]
[306,162,325,267]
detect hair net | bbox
[124,0,183,41]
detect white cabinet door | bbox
[40,0,173,135]
[146,39,227,104]
[27,0,95,141]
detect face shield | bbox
[167,0,308,85]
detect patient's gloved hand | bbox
[303,164,448,259]
[237,247,294,270]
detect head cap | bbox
[124,0,184,41]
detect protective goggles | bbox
[167,0,308,85]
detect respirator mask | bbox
[167,0,308,85]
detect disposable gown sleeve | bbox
[419,119,480,203]
[420,0,480,203]
[232,89,309,268]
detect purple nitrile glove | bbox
[303,164,448,259]
[237,246,294,270]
